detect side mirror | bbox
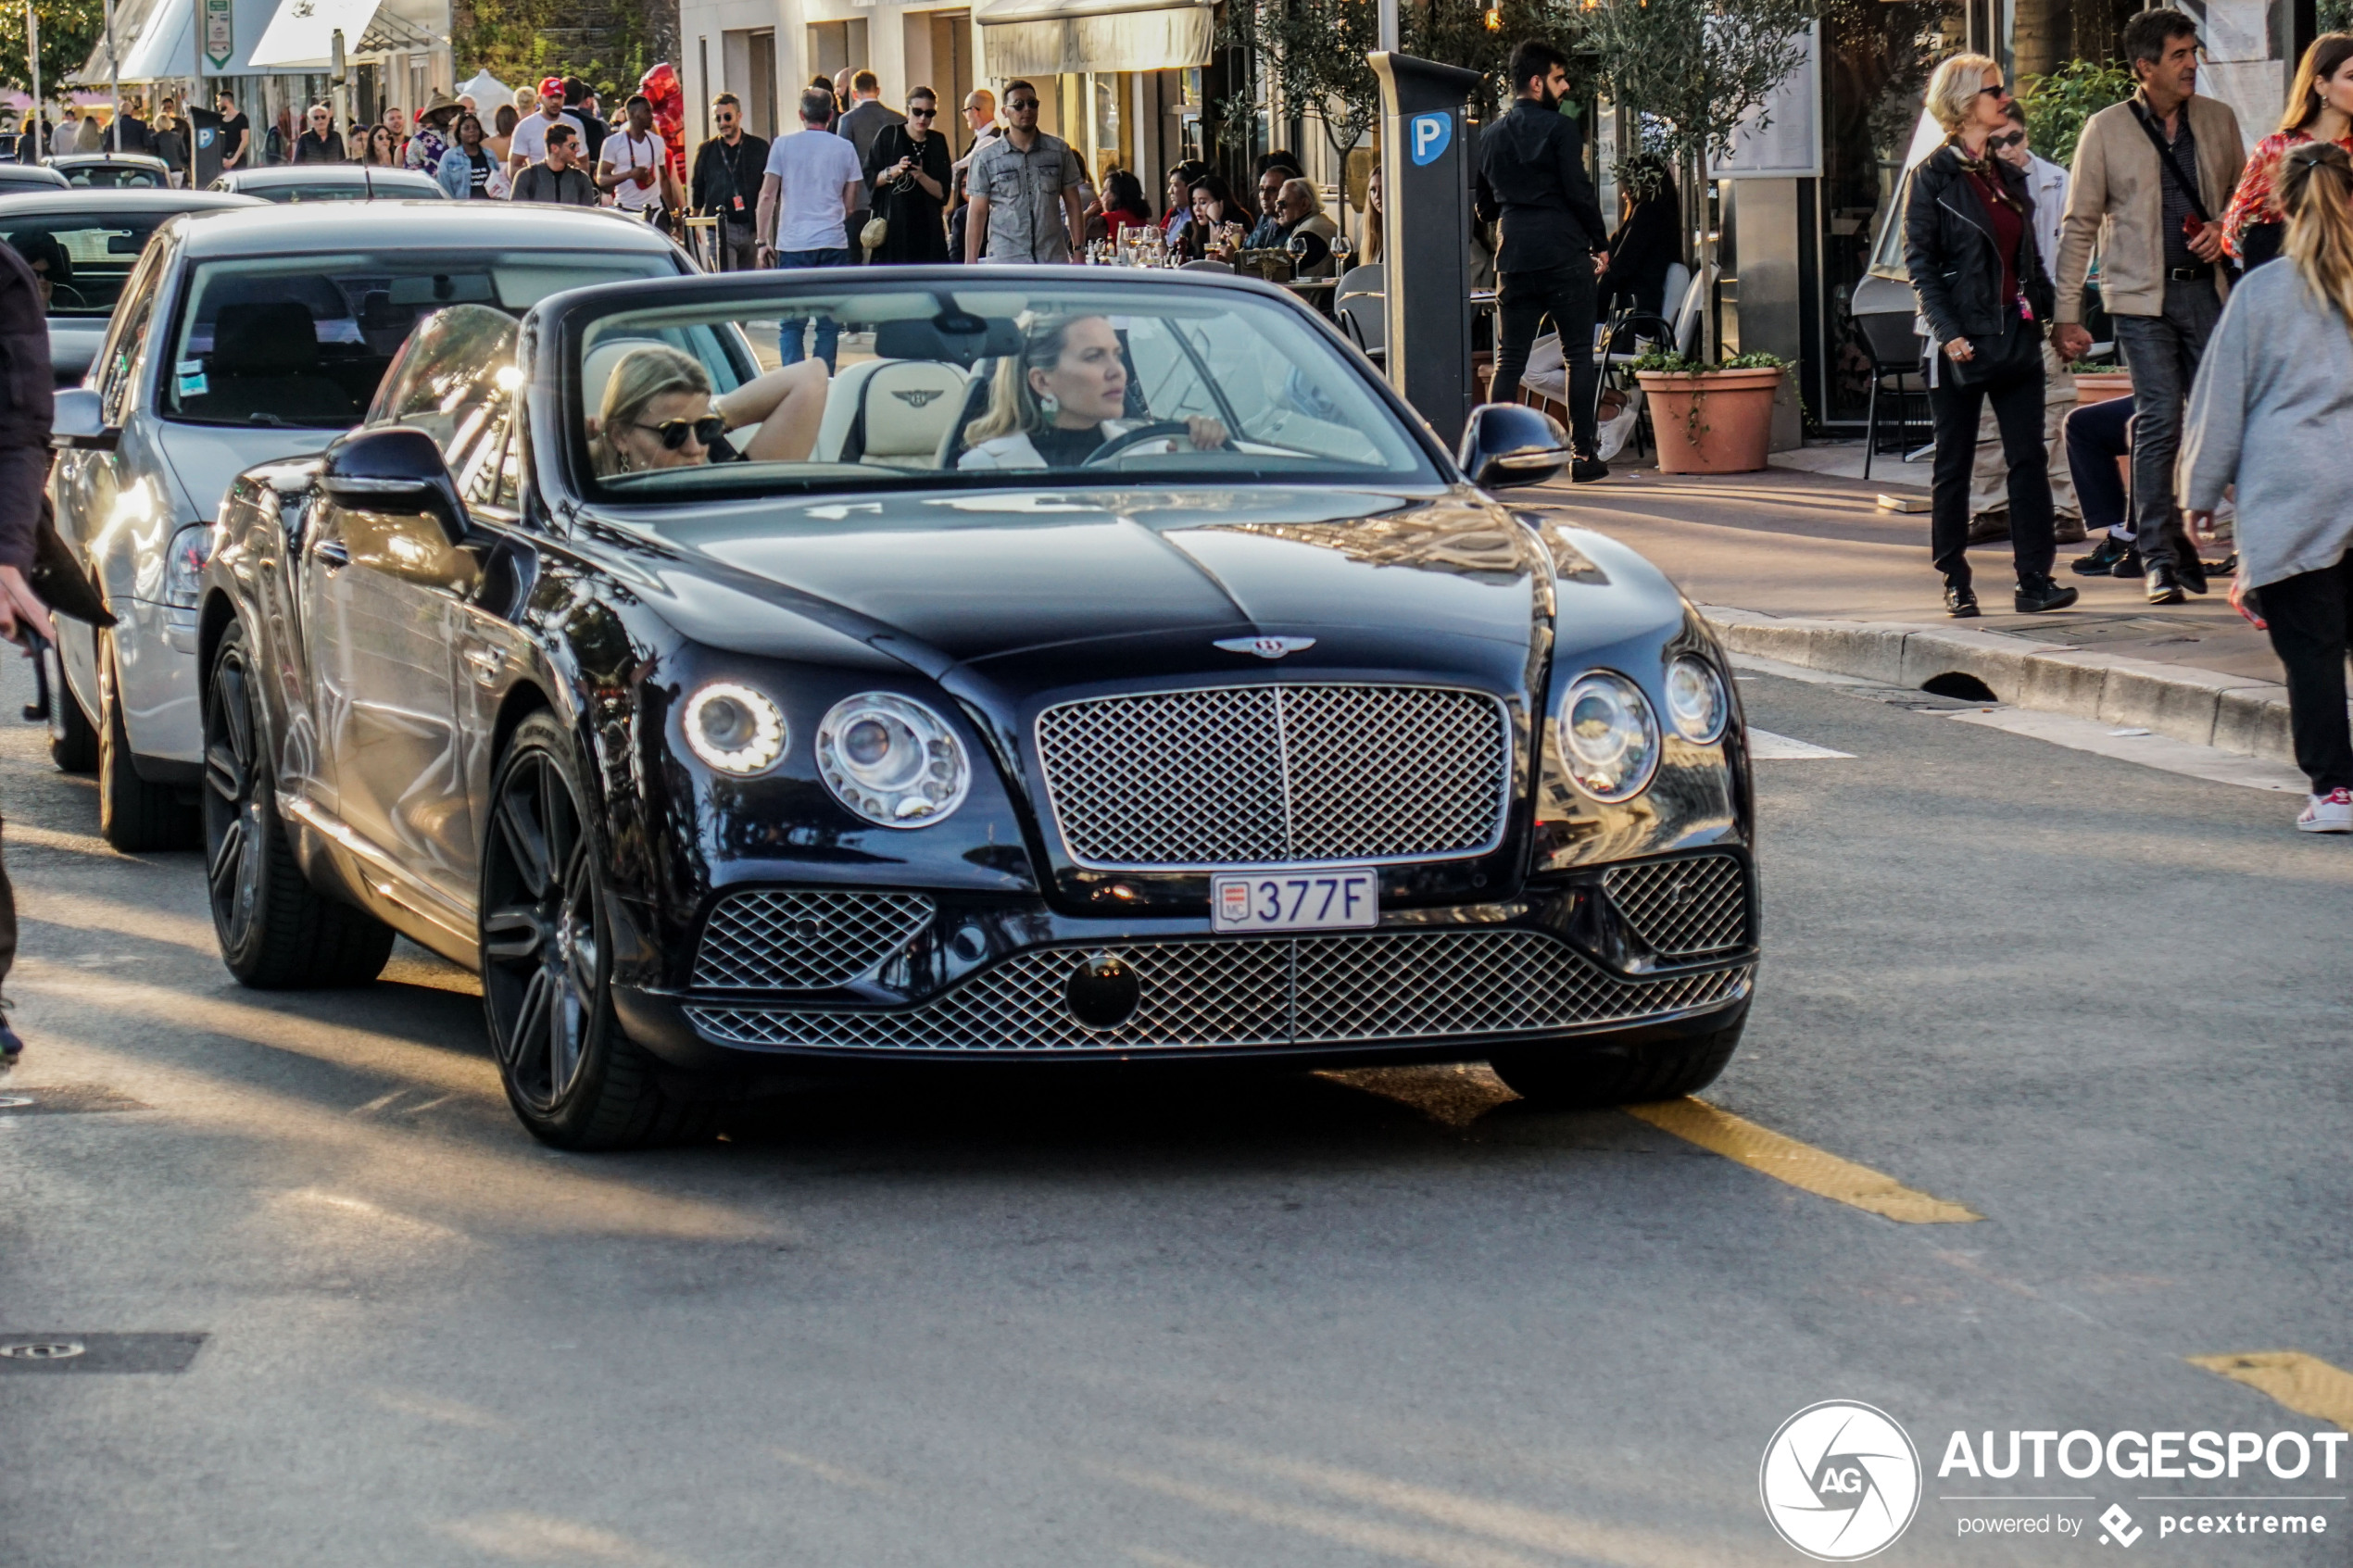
[51,386,118,451]
[1458,402,1571,490]
[321,425,468,546]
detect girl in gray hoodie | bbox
[2181,140,2353,832]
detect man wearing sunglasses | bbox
[963,82,1086,263]
[692,94,771,270]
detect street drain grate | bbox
[0,1333,207,1374]
[0,1084,149,1115]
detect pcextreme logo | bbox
[1760,1400,1924,1562]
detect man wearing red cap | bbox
[507,75,584,181]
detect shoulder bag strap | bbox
[2129,99,2214,225]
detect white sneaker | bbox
[2296,787,2353,833]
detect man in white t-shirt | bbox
[506,75,584,179]
[756,87,865,370]
[596,93,677,217]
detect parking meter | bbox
[1370,51,1482,445]
[190,107,224,187]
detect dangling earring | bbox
[1038,391,1060,419]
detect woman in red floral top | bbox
[2224,32,2353,268]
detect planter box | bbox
[2072,370,2133,406]
[1633,367,1784,474]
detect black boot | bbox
[2014,574,2080,613]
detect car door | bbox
[53,239,168,721]
[309,306,517,930]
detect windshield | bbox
[4,212,171,318]
[63,164,163,189]
[165,251,676,429]
[573,281,1435,499]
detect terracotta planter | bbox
[1634,367,1783,474]
[2072,370,2133,406]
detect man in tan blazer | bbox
[2050,7,2246,603]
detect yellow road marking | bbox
[1628,1098,1983,1223]
[2188,1352,2353,1430]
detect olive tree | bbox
[1582,0,1821,358]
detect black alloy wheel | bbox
[98,629,200,851]
[201,620,394,987]
[479,711,705,1150]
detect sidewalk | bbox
[1525,455,2312,766]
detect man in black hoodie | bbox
[1476,38,1613,480]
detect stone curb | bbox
[1700,606,2299,764]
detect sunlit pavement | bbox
[2,650,2347,1566]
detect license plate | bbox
[1211,869,1379,933]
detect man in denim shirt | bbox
[963,82,1085,263]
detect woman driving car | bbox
[589,345,831,475]
[958,313,1226,470]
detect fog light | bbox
[1065,952,1140,1029]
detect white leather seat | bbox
[812,358,969,469]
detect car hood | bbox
[623,485,1567,687]
[152,419,344,525]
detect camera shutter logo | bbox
[1759,1400,1921,1561]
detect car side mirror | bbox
[1458,402,1571,490]
[51,386,118,451]
[321,425,469,547]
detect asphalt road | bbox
[2,648,2347,1567]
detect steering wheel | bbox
[1082,419,1230,466]
[45,282,86,310]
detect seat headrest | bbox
[860,360,966,462]
[210,302,320,375]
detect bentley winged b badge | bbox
[1214,635,1316,660]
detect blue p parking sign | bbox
[1409,111,1451,166]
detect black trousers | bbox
[1493,262,1599,457]
[1927,335,2056,585]
[2259,552,2353,794]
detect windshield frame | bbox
[534,268,1457,509]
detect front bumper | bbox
[613,850,1757,1072]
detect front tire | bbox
[51,680,97,772]
[480,711,708,1150]
[99,631,200,851]
[1491,1018,1745,1110]
[203,620,394,988]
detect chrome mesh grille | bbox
[684,930,1749,1054]
[1603,856,1749,957]
[691,889,936,990]
[1035,684,1510,868]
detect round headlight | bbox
[1665,655,1730,745]
[683,681,786,776]
[816,692,971,827]
[1558,670,1660,803]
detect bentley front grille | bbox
[1602,855,1749,958]
[691,889,936,990]
[1035,684,1511,869]
[684,928,1749,1054]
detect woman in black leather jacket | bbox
[1904,53,2078,617]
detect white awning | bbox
[74,0,346,81]
[975,0,1212,77]
[248,0,384,68]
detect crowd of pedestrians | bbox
[1904,8,2353,831]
